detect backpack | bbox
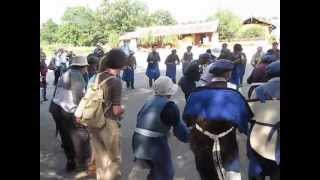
[75,73,115,128]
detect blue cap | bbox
[199,53,210,60]
[266,61,280,77]
[209,59,234,74]
[261,54,278,63]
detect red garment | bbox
[247,63,269,84]
[40,61,48,77]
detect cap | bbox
[209,59,234,74]
[199,53,210,60]
[266,61,280,77]
[261,54,278,63]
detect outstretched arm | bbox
[160,102,190,142]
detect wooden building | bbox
[119,21,219,49]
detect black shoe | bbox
[66,160,76,172]
[43,98,48,101]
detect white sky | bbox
[40,0,280,25]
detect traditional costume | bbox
[182,46,193,72]
[129,76,189,180]
[230,52,247,88]
[183,60,253,180]
[165,50,180,83]
[146,51,161,87]
[122,51,137,89]
[248,61,280,180]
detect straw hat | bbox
[154,76,178,96]
[249,100,280,161]
[70,56,89,67]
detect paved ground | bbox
[41,48,258,180]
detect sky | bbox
[40,0,280,25]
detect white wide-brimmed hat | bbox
[70,56,88,67]
[249,100,280,161]
[154,76,178,96]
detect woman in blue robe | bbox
[183,60,253,180]
[165,49,180,83]
[248,61,280,180]
[122,51,137,89]
[128,76,189,180]
[230,44,247,89]
[146,45,161,87]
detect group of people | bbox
[40,41,280,180]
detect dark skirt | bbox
[166,64,176,81]
[122,67,134,81]
[146,63,160,79]
[132,133,174,179]
[189,121,239,180]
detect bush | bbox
[140,32,158,47]
[108,31,120,48]
[237,25,266,39]
[162,35,179,47]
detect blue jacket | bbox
[132,96,189,180]
[183,87,253,135]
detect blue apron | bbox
[122,67,134,81]
[230,64,242,86]
[146,63,160,79]
[166,64,176,81]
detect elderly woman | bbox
[49,56,90,172]
[165,49,180,83]
[247,54,278,84]
[146,45,161,87]
[129,76,189,180]
[122,50,137,89]
[248,61,280,180]
[182,46,193,72]
[183,59,253,180]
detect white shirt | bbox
[55,53,69,67]
[200,63,214,86]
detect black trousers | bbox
[249,149,280,180]
[50,103,91,165]
[54,70,61,86]
[126,79,134,89]
[148,77,158,88]
[41,77,47,99]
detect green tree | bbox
[207,10,241,41]
[60,6,97,46]
[98,0,149,34]
[62,6,96,30]
[57,23,82,46]
[149,10,177,26]
[40,19,59,44]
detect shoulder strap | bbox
[98,76,115,88]
[94,73,116,88]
